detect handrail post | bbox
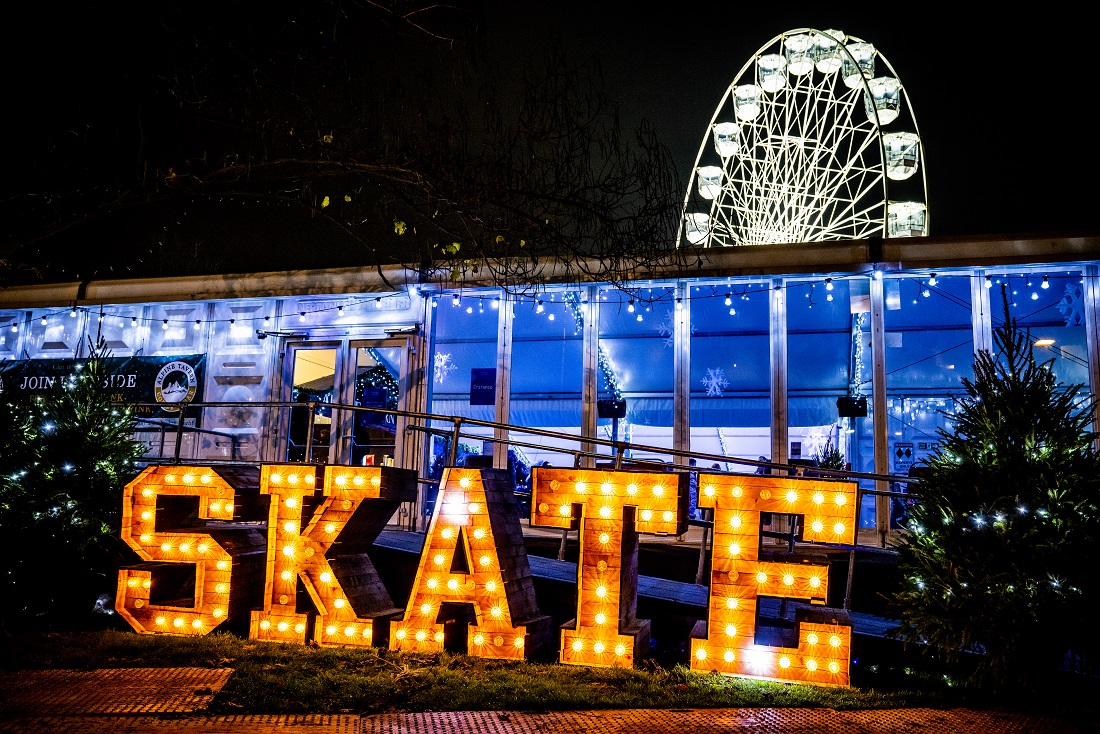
[694,509,710,586]
[305,401,317,463]
[844,547,856,611]
[844,487,860,610]
[447,418,463,466]
[614,442,625,470]
[173,400,189,464]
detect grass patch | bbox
[1,628,1095,721]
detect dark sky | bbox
[482,3,1095,239]
[4,1,1094,258]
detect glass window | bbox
[146,302,206,356]
[786,277,859,477]
[600,285,675,465]
[509,290,584,471]
[995,269,1090,389]
[427,290,499,476]
[883,274,974,530]
[0,311,22,359]
[352,345,403,467]
[24,307,88,358]
[203,299,270,462]
[690,280,772,468]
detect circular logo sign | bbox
[154,361,198,411]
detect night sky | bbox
[4,0,1095,268]
[483,3,1096,238]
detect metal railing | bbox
[124,398,919,610]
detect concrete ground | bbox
[0,667,1091,733]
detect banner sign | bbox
[470,368,497,406]
[0,354,206,423]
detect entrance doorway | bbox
[285,346,339,463]
[281,339,409,467]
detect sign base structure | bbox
[390,468,553,660]
[529,467,691,668]
[249,464,419,647]
[688,472,859,687]
[116,466,268,636]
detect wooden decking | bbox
[374,529,897,638]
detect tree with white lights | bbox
[891,289,1100,692]
[0,337,145,624]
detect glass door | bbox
[344,341,405,467]
[284,345,340,463]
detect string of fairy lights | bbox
[0,271,1085,357]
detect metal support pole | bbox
[173,401,189,463]
[447,418,463,466]
[869,275,890,548]
[305,402,317,464]
[694,509,711,586]
[844,547,856,611]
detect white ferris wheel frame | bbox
[676,28,929,249]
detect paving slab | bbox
[0,667,1090,734]
[0,714,359,733]
[359,708,1092,734]
[0,667,232,715]
[0,708,1089,734]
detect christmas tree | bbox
[0,336,146,625]
[890,289,1100,692]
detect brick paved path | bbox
[0,668,1090,733]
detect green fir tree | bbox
[0,336,146,626]
[890,290,1100,693]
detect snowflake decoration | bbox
[701,367,729,397]
[1057,283,1085,327]
[433,353,456,385]
[657,309,695,348]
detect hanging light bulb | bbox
[10,322,17,332]
[299,312,307,322]
[97,312,104,323]
[264,315,271,325]
[636,313,643,322]
[40,315,48,326]
[1041,275,1050,289]
[675,297,683,310]
[194,320,202,330]
[627,300,635,313]
[536,301,545,314]
[162,320,169,330]
[452,293,461,306]
[131,316,137,327]
[825,278,833,291]
[491,297,500,309]
[928,273,937,286]
[985,275,993,288]
[69,307,77,318]
[1031,291,1039,301]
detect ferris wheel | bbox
[677,28,928,249]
